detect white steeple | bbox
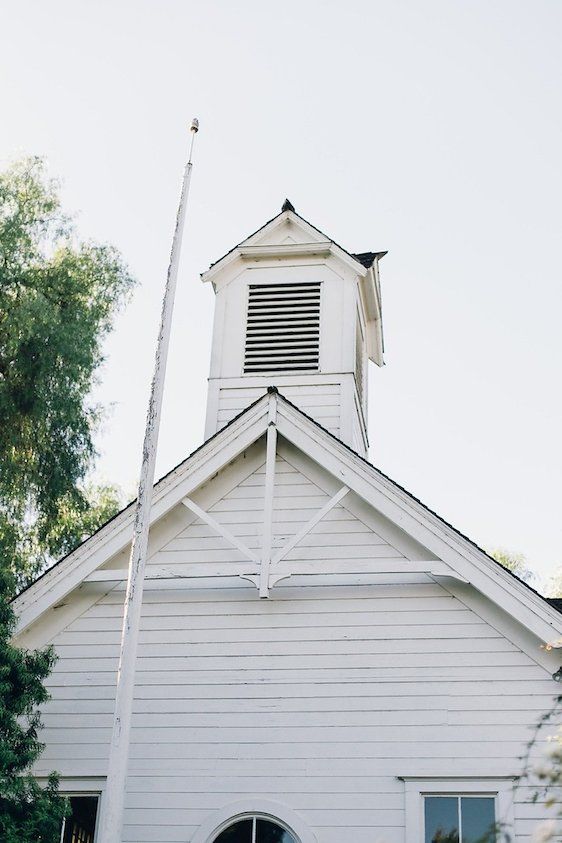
[202,201,385,457]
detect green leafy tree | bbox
[0,568,68,841]
[0,157,133,591]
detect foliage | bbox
[0,157,133,590]
[513,696,562,842]
[489,547,536,585]
[4,483,123,596]
[0,568,67,841]
[427,825,500,842]
[547,568,562,599]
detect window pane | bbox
[256,818,297,843]
[425,797,459,843]
[214,819,253,843]
[461,797,496,843]
[62,796,98,843]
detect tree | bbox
[0,568,68,841]
[0,157,133,591]
[546,567,562,599]
[489,547,536,585]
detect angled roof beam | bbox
[85,558,459,584]
[272,485,350,565]
[181,497,259,564]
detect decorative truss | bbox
[87,394,460,597]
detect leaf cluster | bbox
[0,569,67,841]
[0,157,133,589]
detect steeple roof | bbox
[281,198,295,213]
[204,201,387,277]
[201,202,386,368]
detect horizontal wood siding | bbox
[216,384,341,438]
[31,455,560,843]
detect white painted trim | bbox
[403,777,516,842]
[13,396,271,635]
[276,439,455,561]
[42,779,104,843]
[36,776,105,791]
[201,209,368,287]
[181,497,259,564]
[259,396,278,597]
[274,399,562,644]
[239,243,331,261]
[208,373,345,388]
[363,263,384,365]
[204,379,221,438]
[189,799,317,843]
[85,558,450,583]
[437,577,562,672]
[272,485,350,564]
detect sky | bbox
[1,1,561,586]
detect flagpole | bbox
[97,118,199,843]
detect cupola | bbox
[202,201,386,457]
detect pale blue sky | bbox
[2,1,561,584]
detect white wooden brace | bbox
[181,497,259,564]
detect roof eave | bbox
[201,207,385,286]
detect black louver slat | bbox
[244,282,321,373]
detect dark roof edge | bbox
[11,392,270,603]
[16,386,559,623]
[272,390,561,618]
[351,251,388,269]
[203,206,386,276]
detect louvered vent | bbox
[244,282,321,373]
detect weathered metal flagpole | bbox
[97,118,199,843]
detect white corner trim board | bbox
[189,799,318,843]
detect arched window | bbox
[213,816,298,843]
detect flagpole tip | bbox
[190,118,199,133]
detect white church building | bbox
[13,201,562,843]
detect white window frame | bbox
[402,777,515,841]
[212,813,297,843]
[190,799,317,843]
[47,779,103,843]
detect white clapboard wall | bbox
[28,448,559,843]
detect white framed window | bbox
[403,778,515,843]
[60,793,100,843]
[190,799,316,843]
[212,815,297,843]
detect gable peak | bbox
[281,198,296,213]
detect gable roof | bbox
[13,389,562,648]
[276,389,562,620]
[202,200,387,279]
